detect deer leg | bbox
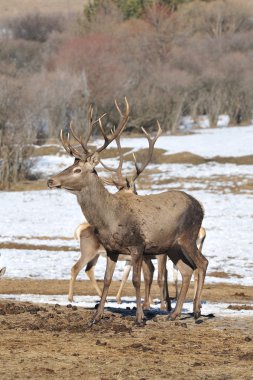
[179,242,208,319]
[192,253,208,319]
[193,269,198,300]
[142,257,154,310]
[69,226,100,302]
[85,256,102,297]
[130,247,144,325]
[157,255,171,311]
[91,251,118,324]
[116,260,132,304]
[68,253,100,302]
[173,264,179,300]
[168,259,193,320]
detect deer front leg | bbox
[157,255,171,311]
[142,258,154,310]
[116,260,132,304]
[130,247,144,325]
[90,251,118,325]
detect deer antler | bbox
[100,126,126,189]
[95,97,129,154]
[60,130,84,160]
[131,121,162,183]
[101,120,162,191]
[60,98,129,161]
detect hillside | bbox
[0,0,87,19]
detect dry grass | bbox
[0,0,88,19]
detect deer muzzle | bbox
[47,178,60,189]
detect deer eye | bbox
[74,168,81,174]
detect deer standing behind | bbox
[48,98,208,324]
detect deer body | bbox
[76,176,203,257]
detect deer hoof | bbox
[134,319,146,327]
[167,312,179,321]
[142,303,150,311]
[194,311,201,320]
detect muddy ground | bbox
[0,280,253,380]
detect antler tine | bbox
[66,131,84,159]
[96,97,129,154]
[60,129,71,155]
[69,121,89,154]
[60,129,81,159]
[83,105,107,146]
[131,120,162,183]
[100,125,126,188]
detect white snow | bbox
[99,125,253,158]
[0,293,251,318]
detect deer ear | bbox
[86,152,100,169]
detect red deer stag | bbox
[68,125,171,310]
[48,98,208,324]
[69,131,206,308]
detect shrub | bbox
[8,13,64,42]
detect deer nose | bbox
[47,179,54,188]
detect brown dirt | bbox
[0,280,253,379]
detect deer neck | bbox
[76,171,115,228]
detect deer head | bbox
[47,98,129,193]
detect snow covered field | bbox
[0,126,253,303]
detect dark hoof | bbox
[167,314,177,321]
[134,320,146,327]
[194,311,201,320]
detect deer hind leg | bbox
[68,226,100,302]
[172,264,179,300]
[168,259,193,320]
[179,241,208,319]
[130,246,144,325]
[192,252,208,318]
[142,257,155,310]
[157,255,171,311]
[194,226,206,301]
[116,260,132,304]
[91,251,118,324]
